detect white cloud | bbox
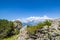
[13,15,52,23]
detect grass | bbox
[3,35,18,40]
[27,20,52,34]
[27,26,38,34]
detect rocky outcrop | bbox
[16,19,60,40]
[16,25,29,40]
[14,20,22,30]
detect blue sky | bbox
[0,0,60,20]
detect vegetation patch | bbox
[3,35,17,40]
[0,19,20,40]
[27,20,52,34]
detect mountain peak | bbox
[15,16,52,23]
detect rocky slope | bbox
[16,19,60,40]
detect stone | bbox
[14,20,22,30]
[17,25,29,40]
[16,18,60,40]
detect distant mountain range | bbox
[22,19,46,26]
[13,16,53,26]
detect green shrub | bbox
[0,19,14,38]
[14,29,19,35]
[27,20,52,34]
[43,20,52,26]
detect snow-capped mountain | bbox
[13,16,53,26]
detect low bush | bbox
[0,19,19,38]
[27,20,52,34]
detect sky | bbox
[0,0,60,20]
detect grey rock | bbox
[16,19,60,40]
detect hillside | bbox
[0,19,60,40]
[0,19,22,40]
[16,19,60,40]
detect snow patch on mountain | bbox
[15,16,52,23]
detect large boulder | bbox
[14,20,22,30]
[16,25,29,40]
